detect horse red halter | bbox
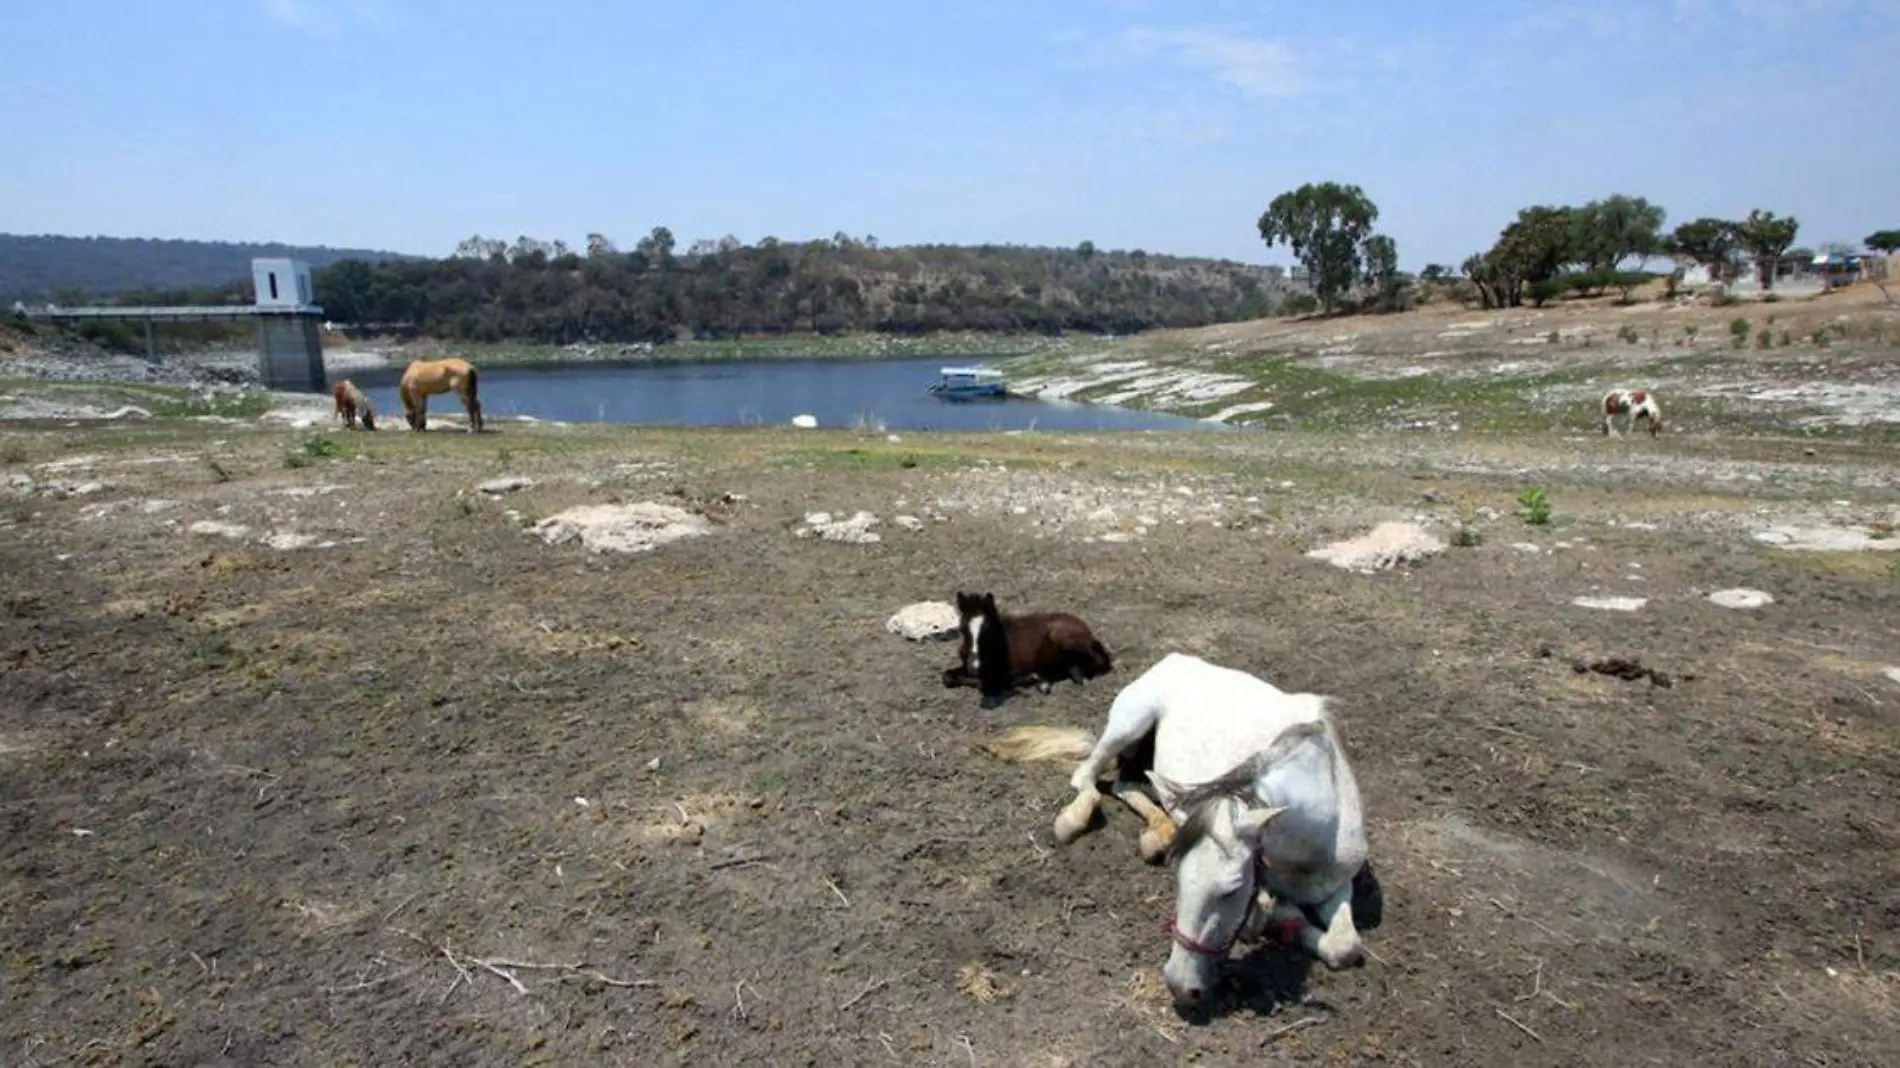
[1164,853,1301,957]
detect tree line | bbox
[307,231,1292,343]
[1253,182,1893,316]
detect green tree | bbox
[1570,195,1667,276]
[1460,206,1574,309]
[1256,182,1382,312]
[1361,234,1408,310]
[1864,230,1900,255]
[1671,218,1739,283]
[1733,209,1799,289]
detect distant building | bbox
[251,257,316,309]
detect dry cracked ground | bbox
[3,355,1900,1066]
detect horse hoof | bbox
[1317,938,1368,970]
[1053,812,1089,845]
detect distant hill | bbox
[310,232,1299,342]
[0,234,419,302]
[1,230,1304,342]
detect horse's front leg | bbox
[1296,881,1365,970]
[1053,784,1103,844]
[1106,780,1177,864]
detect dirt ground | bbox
[3,408,1899,1066]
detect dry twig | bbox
[1262,1016,1323,1045]
[840,969,914,1012]
[710,852,772,871]
[476,959,529,996]
[824,877,852,909]
[396,929,652,998]
[379,891,421,927]
[1495,1008,1545,1044]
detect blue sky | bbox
[1,0,1895,268]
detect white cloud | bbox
[261,0,383,37]
[1116,27,1304,99]
[262,0,314,29]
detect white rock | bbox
[1752,524,1900,552]
[1306,522,1446,574]
[1100,532,1136,544]
[188,520,252,540]
[1512,542,1543,554]
[478,475,535,495]
[1884,667,1900,687]
[797,510,881,544]
[262,532,333,551]
[1572,596,1647,612]
[885,601,959,641]
[531,502,711,554]
[1707,588,1774,609]
[894,515,925,532]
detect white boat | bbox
[927,365,1007,399]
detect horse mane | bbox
[1164,716,1334,865]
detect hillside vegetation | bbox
[0,234,416,302]
[4,230,1298,346]
[310,232,1294,343]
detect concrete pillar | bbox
[143,317,160,365]
[255,313,328,393]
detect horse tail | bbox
[978,725,1095,764]
[464,364,479,400]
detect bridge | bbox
[15,257,331,392]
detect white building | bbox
[251,257,315,309]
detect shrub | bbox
[1517,486,1552,526]
[300,435,342,459]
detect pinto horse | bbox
[940,591,1113,704]
[983,652,1380,1012]
[1602,388,1661,438]
[331,379,376,431]
[398,358,484,432]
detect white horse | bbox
[983,652,1373,1011]
[1601,388,1662,438]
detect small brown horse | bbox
[398,357,484,432]
[941,591,1114,704]
[331,379,376,431]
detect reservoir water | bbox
[348,355,1225,433]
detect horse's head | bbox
[360,409,377,431]
[1148,769,1287,1012]
[968,594,1013,695]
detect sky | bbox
[1,0,1896,269]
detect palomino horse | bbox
[940,591,1113,704]
[398,358,484,432]
[983,652,1378,1011]
[331,379,376,431]
[1602,388,1661,438]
